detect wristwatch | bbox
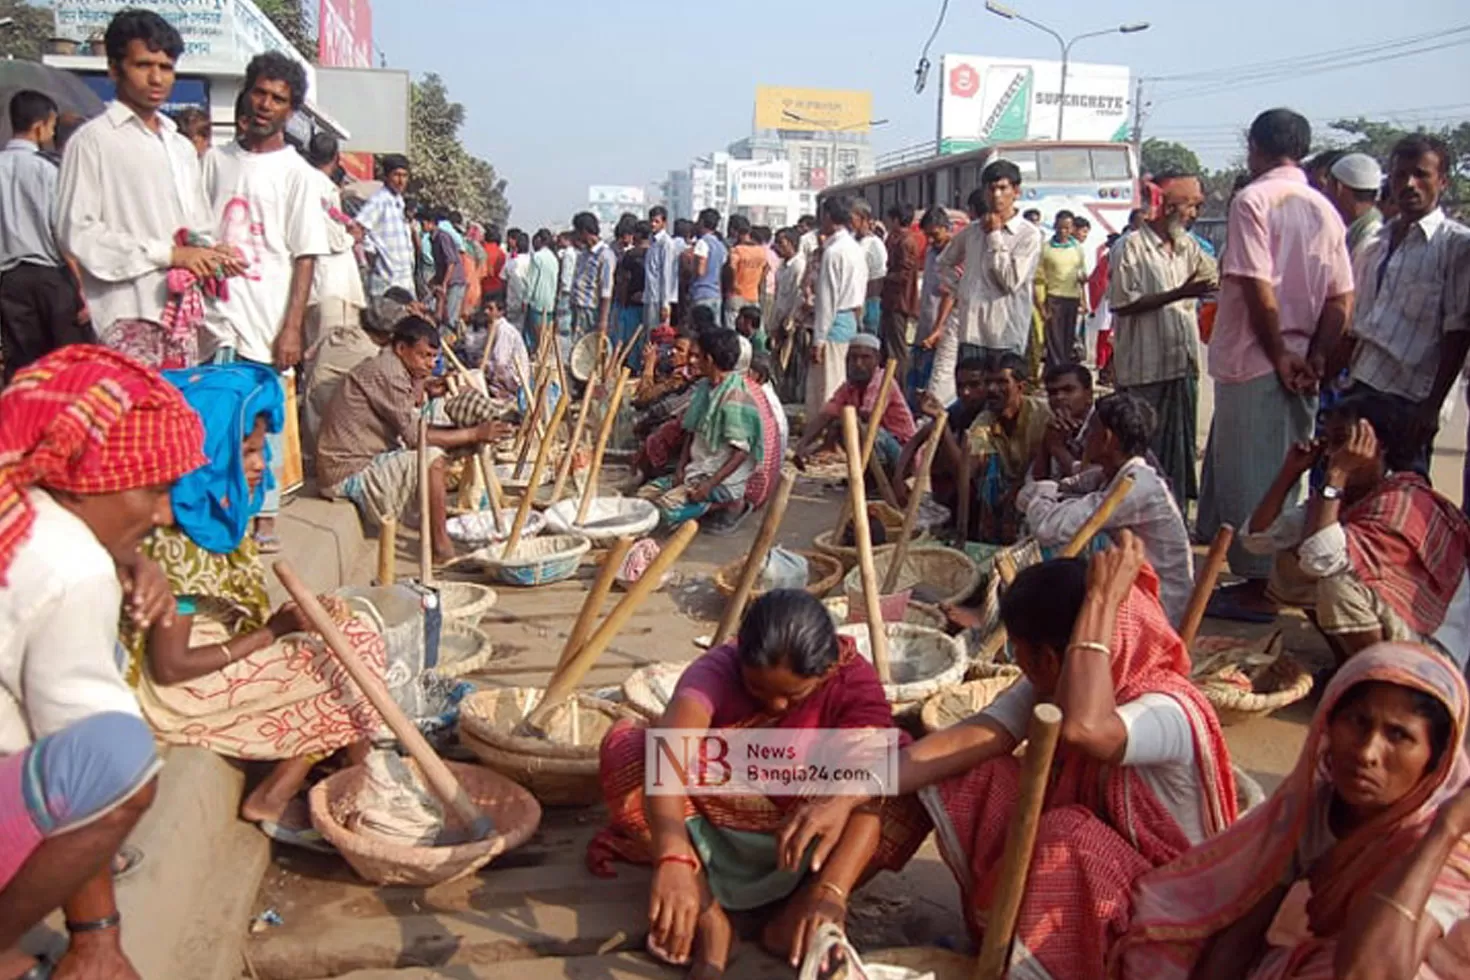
[1320,484,1344,501]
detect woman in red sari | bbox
[588,590,929,978]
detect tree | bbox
[0,1,53,61]
[1140,139,1203,178]
[408,74,510,226]
[1324,117,1468,214]
[256,0,315,63]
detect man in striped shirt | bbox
[355,155,416,299]
[569,211,615,344]
[1345,134,1470,471]
[643,205,679,330]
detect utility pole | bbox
[1130,77,1147,167]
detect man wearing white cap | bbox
[1324,153,1384,262]
[792,333,916,474]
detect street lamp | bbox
[782,110,888,186]
[984,1,1149,141]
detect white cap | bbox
[849,334,881,351]
[1329,153,1383,192]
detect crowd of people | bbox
[4,5,1470,979]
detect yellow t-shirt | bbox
[1038,240,1085,300]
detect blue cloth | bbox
[691,234,727,301]
[18,712,160,838]
[163,361,285,554]
[862,296,882,335]
[829,309,858,345]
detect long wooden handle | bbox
[504,391,570,555]
[376,517,397,586]
[974,703,1063,980]
[550,373,599,505]
[884,419,945,594]
[843,406,891,684]
[272,561,490,835]
[556,535,634,673]
[523,519,701,732]
[1059,473,1137,558]
[474,450,505,534]
[417,416,432,586]
[575,368,631,525]
[712,471,798,646]
[831,359,899,540]
[956,445,972,548]
[512,367,551,479]
[1179,524,1235,649]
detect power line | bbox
[1144,25,1469,84]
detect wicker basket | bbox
[495,461,555,492]
[713,550,844,600]
[842,545,982,608]
[307,759,542,886]
[835,622,967,710]
[822,596,947,631]
[811,502,917,572]
[447,509,545,546]
[476,534,591,587]
[544,497,660,544]
[435,582,498,623]
[621,661,691,720]
[570,333,603,382]
[459,688,626,806]
[918,673,1023,734]
[1191,632,1314,725]
[434,621,496,678]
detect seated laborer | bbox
[750,353,789,463]
[1019,393,1195,626]
[742,346,785,511]
[735,304,770,355]
[587,590,931,976]
[481,295,532,402]
[638,326,765,535]
[628,329,699,488]
[316,316,515,563]
[1036,361,1096,479]
[794,534,1237,979]
[791,334,917,475]
[895,355,990,510]
[1242,392,1470,671]
[120,362,389,851]
[0,347,207,980]
[1120,641,1470,979]
[959,352,1052,544]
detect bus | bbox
[818,140,1140,236]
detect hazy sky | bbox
[372,0,1468,229]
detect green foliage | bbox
[1323,117,1467,214]
[1140,139,1203,178]
[256,0,316,63]
[407,74,509,227]
[0,1,54,61]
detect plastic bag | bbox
[758,547,809,592]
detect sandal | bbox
[1204,591,1277,624]
[257,819,336,854]
[11,954,55,980]
[702,503,751,537]
[111,845,143,881]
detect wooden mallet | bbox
[955,446,972,548]
[842,405,891,684]
[503,391,570,556]
[554,535,635,674]
[973,703,1063,980]
[884,418,946,595]
[575,367,631,525]
[549,370,599,505]
[417,416,432,586]
[376,516,397,587]
[273,561,493,838]
[831,358,898,542]
[1178,524,1235,649]
[711,470,798,647]
[512,366,551,479]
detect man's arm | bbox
[273,255,316,370]
[1306,291,1354,386]
[986,222,1041,295]
[690,446,749,501]
[425,420,513,451]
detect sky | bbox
[371,0,1469,230]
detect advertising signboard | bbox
[938,54,1130,152]
[319,0,372,69]
[731,161,791,208]
[56,0,310,74]
[755,86,872,133]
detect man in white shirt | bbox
[851,199,888,337]
[201,52,328,548]
[927,162,1042,405]
[643,205,680,331]
[57,9,243,370]
[809,196,867,419]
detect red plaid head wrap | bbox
[0,345,207,583]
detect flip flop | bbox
[1204,591,1278,625]
[257,819,336,854]
[253,532,282,554]
[111,845,143,881]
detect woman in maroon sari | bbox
[588,590,929,978]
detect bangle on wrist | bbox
[1369,891,1418,924]
[818,881,848,903]
[67,912,121,934]
[1068,640,1111,658]
[218,641,233,670]
[656,853,700,872]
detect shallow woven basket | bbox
[1191,634,1314,726]
[477,534,591,587]
[812,502,917,571]
[307,759,542,886]
[842,545,982,608]
[822,596,946,631]
[495,461,554,492]
[447,509,545,546]
[919,672,1024,734]
[434,620,496,679]
[836,622,968,710]
[544,497,660,545]
[570,333,603,382]
[621,661,691,721]
[436,582,498,624]
[459,688,626,806]
[713,549,844,600]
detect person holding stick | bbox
[588,590,930,976]
[791,335,915,476]
[785,534,1238,979]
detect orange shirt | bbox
[729,243,768,301]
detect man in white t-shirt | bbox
[201,52,328,548]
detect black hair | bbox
[737,305,761,329]
[305,131,338,168]
[1073,216,1091,230]
[736,590,841,678]
[532,228,553,250]
[1248,108,1311,164]
[1126,208,1145,227]
[965,187,989,217]
[752,225,773,245]
[749,352,774,385]
[649,205,668,222]
[633,221,652,242]
[104,8,184,65]
[171,105,208,138]
[1093,392,1157,458]
[1043,362,1093,391]
[383,285,416,305]
[697,326,742,371]
[448,211,463,226]
[486,225,503,245]
[774,227,799,250]
[614,213,638,239]
[9,90,57,134]
[982,158,1023,188]
[1054,209,1076,223]
[380,154,410,178]
[919,206,952,231]
[690,305,718,331]
[798,214,817,229]
[728,214,752,237]
[1022,208,1042,220]
[1390,134,1453,182]
[511,228,531,253]
[1324,391,1418,473]
[673,218,695,239]
[1001,558,1089,652]
[244,51,308,111]
[821,195,852,226]
[886,202,912,224]
[1305,150,1345,176]
[391,316,441,350]
[572,211,600,236]
[956,355,988,375]
[233,88,252,123]
[698,208,721,232]
[1330,681,1454,773]
[985,351,1028,382]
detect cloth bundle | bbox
[345,749,447,847]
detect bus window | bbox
[997,151,1039,181]
[925,172,937,209]
[903,175,920,210]
[1037,148,1092,182]
[1092,147,1131,181]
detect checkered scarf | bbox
[0,346,207,583]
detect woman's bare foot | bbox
[240,794,309,830]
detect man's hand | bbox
[1087,529,1148,609]
[117,555,175,632]
[919,391,946,421]
[266,600,312,639]
[919,329,943,351]
[272,328,303,371]
[811,345,825,366]
[1326,418,1378,486]
[54,928,142,980]
[170,245,228,279]
[777,797,859,872]
[1282,438,1324,478]
[475,420,516,444]
[1273,351,1318,394]
[1176,275,1215,301]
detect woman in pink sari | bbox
[1119,642,1470,979]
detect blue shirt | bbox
[644,228,680,311]
[0,139,63,272]
[691,233,726,301]
[355,186,415,297]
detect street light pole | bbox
[782,110,888,188]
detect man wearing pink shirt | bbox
[1198,108,1354,619]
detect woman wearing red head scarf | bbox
[0,345,205,980]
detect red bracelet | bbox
[656,853,700,872]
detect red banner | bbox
[318,0,373,68]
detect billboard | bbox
[938,55,1130,152]
[319,0,373,69]
[755,86,872,133]
[731,161,791,209]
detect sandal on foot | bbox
[111,845,143,881]
[253,532,282,554]
[257,819,336,854]
[703,504,751,537]
[1203,591,1277,624]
